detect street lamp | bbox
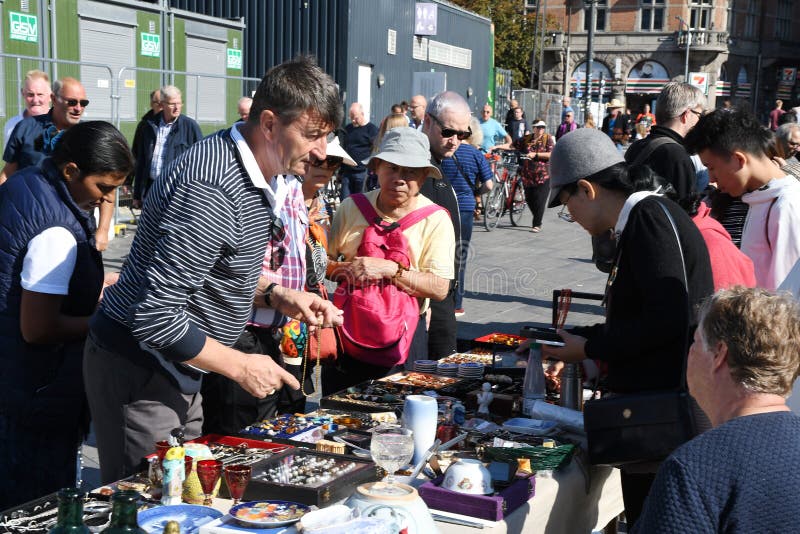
[676,15,691,81]
[585,0,598,120]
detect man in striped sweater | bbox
[84,56,344,483]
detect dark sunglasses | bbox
[270,218,286,270]
[59,96,89,108]
[271,217,286,242]
[310,155,343,171]
[428,113,472,140]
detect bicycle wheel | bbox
[509,178,527,227]
[484,184,505,231]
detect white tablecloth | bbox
[433,460,624,534]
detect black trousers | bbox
[427,287,457,359]
[524,183,550,228]
[620,470,657,529]
[201,325,312,435]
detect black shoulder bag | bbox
[583,201,698,466]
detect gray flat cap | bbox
[548,128,625,208]
[364,127,442,180]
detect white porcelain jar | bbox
[345,482,439,534]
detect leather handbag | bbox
[584,201,698,466]
[306,283,341,364]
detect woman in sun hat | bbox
[515,118,554,233]
[543,127,714,526]
[323,127,455,392]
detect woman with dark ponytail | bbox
[542,128,714,527]
[0,121,133,509]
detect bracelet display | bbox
[263,282,278,307]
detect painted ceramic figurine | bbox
[477,382,494,415]
[161,444,186,505]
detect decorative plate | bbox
[229,500,311,527]
[137,504,222,534]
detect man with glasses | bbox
[420,91,469,355]
[1,77,86,185]
[202,135,354,434]
[132,85,202,209]
[478,104,512,153]
[84,56,344,482]
[625,82,705,204]
[408,95,427,129]
[0,77,116,250]
[3,70,51,151]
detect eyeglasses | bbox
[270,218,286,270]
[428,113,472,140]
[687,108,704,119]
[788,141,800,149]
[310,155,343,171]
[58,96,89,108]
[557,191,575,223]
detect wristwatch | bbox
[263,282,278,307]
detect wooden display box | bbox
[418,474,535,522]
[242,448,381,507]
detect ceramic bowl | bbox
[442,458,493,495]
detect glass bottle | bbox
[48,488,90,534]
[101,491,146,534]
[522,342,546,415]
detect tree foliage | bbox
[450,0,559,89]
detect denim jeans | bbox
[456,210,474,309]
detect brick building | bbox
[527,0,800,117]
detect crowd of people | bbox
[1,58,799,531]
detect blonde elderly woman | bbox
[324,127,455,393]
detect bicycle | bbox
[482,150,527,231]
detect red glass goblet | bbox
[184,455,194,476]
[196,459,223,506]
[224,464,252,505]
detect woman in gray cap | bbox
[542,128,714,527]
[323,127,455,393]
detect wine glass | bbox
[196,459,223,506]
[224,464,252,506]
[370,426,414,494]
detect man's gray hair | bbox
[52,77,82,98]
[160,85,182,102]
[426,91,470,118]
[655,82,706,124]
[776,122,800,143]
[249,55,343,128]
[238,96,253,106]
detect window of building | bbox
[689,0,713,30]
[525,0,537,8]
[743,0,757,38]
[640,0,665,31]
[775,0,791,40]
[583,0,608,32]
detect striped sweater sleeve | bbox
[127,168,239,362]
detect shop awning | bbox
[625,78,669,94]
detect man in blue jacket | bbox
[132,85,202,208]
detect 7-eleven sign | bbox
[689,72,709,95]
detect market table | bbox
[199,460,622,534]
[433,460,623,534]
